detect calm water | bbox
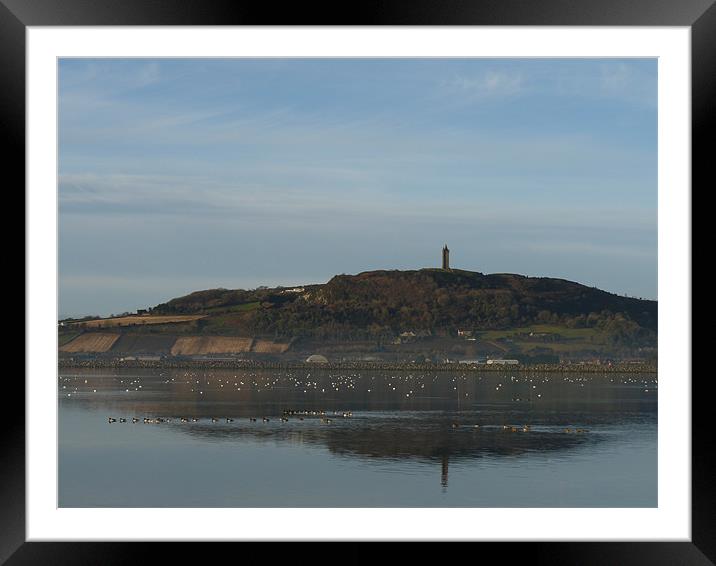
[58,368,657,507]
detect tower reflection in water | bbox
[60,366,656,499]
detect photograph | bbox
[57,57,659,508]
[7,4,708,559]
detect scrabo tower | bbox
[442,244,450,270]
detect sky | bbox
[58,58,657,318]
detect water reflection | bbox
[59,367,656,494]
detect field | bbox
[57,321,623,360]
[252,339,291,354]
[475,325,609,358]
[60,333,120,353]
[171,336,254,356]
[477,324,603,342]
[58,332,293,355]
[58,332,81,347]
[69,315,206,328]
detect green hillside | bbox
[151,269,657,350]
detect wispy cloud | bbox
[433,60,657,109]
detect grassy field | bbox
[515,341,603,353]
[69,315,206,328]
[478,324,604,342]
[170,336,254,355]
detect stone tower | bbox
[442,244,450,270]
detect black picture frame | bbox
[8,0,710,563]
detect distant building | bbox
[306,354,329,363]
[457,329,473,337]
[486,359,520,365]
[442,244,450,270]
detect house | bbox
[281,287,305,294]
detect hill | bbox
[148,269,656,352]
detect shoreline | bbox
[58,358,657,373]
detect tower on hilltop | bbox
[442,245,450,270]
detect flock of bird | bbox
[60,370,656,435]
[107,408,355,425]
[61,371,658,402]
[105,412,580,433]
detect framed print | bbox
[9,0,711,563]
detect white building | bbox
[282,287,305,294]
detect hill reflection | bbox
[166,417,592,487]
[60,367,655,488]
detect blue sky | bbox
[59,58,657,318]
